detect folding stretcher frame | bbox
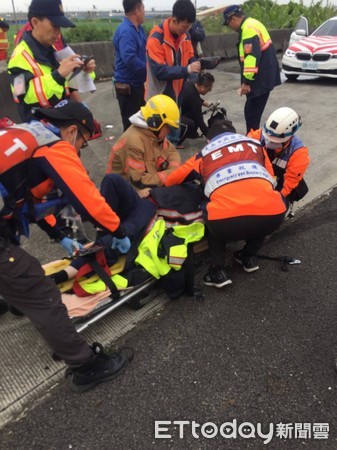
[42,256,160,332]
[42,237,209,333]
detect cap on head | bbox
[223,5,243,26]
[141,95,180,131]
[32,100,95,136]
[262,107,302,144]
[28,0,75,28]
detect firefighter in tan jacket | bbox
[107,94,181,198]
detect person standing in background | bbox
[223,5,281,134]
[0,18,9,61]
[145,0,200,145]
[189,18,205,58]
[113,0,147,131]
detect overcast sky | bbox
[1,0,204,14]
[0,0,332,14]
[0,0,307,14]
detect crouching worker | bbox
[165,121,287,288]
[249,107,310,208]
[178,72,215,149]
[107,94,181,198]
[0,100,133,392]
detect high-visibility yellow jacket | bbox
[8,32,71,121]
[135,219,204,279]
[238,17,280,98]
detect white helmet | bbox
[262,107,302,144]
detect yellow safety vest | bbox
[135,220,205,279]
[239,17,272,81]
[8,40,70,107]
[78,273,128,295]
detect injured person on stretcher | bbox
[46,178,207,318]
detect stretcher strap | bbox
[88,259,119,300]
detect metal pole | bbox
[10,0,20,32]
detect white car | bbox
[282,16,337,80]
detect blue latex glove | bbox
[59,237,83,257]
[111,236,131,254]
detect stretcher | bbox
[42,235,208,332]
[43,256,160,332]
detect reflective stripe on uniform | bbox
[22,50,43,77]
[204,161,275,198]
[126,157,146,172]
[32,77,51,108]
[273,158,287,169]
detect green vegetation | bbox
[202,0,337,34]
[62,18,160,43]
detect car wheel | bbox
[285,74,299,81]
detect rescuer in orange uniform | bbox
[165,121,286,288]
[248,107,310,207]
[0,18,9,61]
[145,0,200,145]
[0,101,133,392]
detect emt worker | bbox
[165,121,286,288]
[8,0,96,122]
[223,5,281,133]
[249,107,310,205]
[113,0,147,131]
[0,101,133,392]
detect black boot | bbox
[0,297,8,315]
[66,343,134,393]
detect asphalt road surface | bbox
[1,63,337,449]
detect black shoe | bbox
[0,297,8,316]
[203,267,232,288]
[8,306,24,316]
[66,343,134,393]
[234,251,259,273]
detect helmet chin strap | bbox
[151,129,164,143]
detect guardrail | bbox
[0,29,292,122]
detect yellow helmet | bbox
[141,95,180,131]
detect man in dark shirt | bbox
[178,72,214,148]
[113,0,147,131]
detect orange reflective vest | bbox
[200,133,274,198]
[0,28,9,50]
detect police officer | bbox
[0,100,133,392]
[223,5,281,133]
[8,0,96,122]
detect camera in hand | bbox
[68,55,94,81]
[200,56,221,70]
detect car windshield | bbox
[312,20,337,37]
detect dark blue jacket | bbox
[113,18,147,87]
